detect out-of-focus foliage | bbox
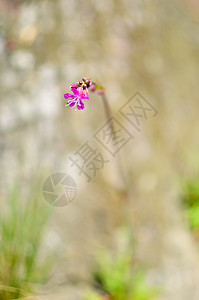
[86,248,159,300]
[182,177,199,232]
[0,181,52,300]
[85,291,103,300]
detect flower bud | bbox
[71,82,78,88]
[82,77,91,85]
[89,83,96,91]
[97,89,104,95]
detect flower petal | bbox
[80,95,89,100]
[71,88,79,95]
[64,93,74,99]
[65,100,76,107]
[83,88,89,96]
[77,86,83,95]
[69,101,75,107]
[77,99,84,110]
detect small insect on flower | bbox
[64,87,89,110]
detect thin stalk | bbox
[101,93,127,190]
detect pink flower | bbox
[64,87,89,110]
[89,83,96,91]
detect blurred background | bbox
[1,0,199,299]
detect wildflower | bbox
[64,77,105,111]
[64,87,89,110]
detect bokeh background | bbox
[1,0,199,299]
